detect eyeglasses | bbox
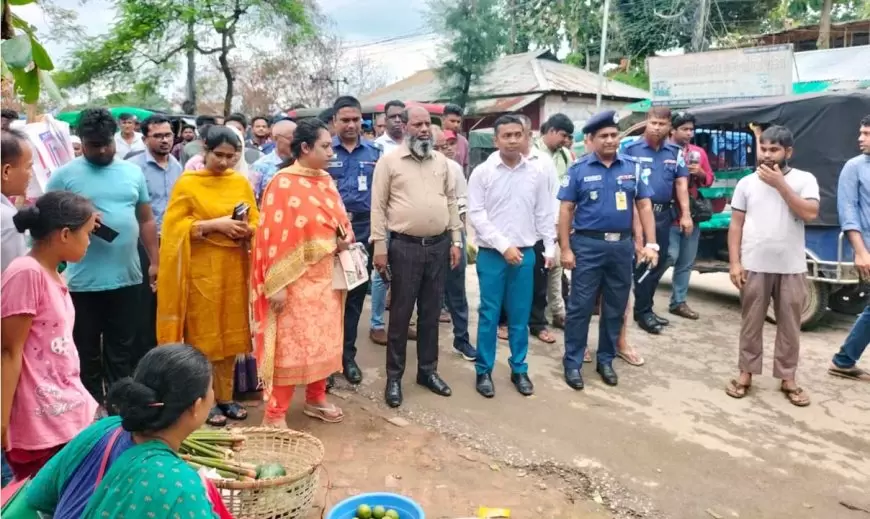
[150,133,174,141]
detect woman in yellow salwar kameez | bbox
[157,126,260,427]
[251,118,352,427]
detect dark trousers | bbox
[343,219,372,365]
[444,231,472,349]
[134,241,157,369]
[499,240,548,334]
[386,236,449,379]
[634,208,674,318]
[71,285,140,404]
[564,234,633,369]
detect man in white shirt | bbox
[467,114,556,398]
[114,112,145,160]
[726,125,819,407]
[374,100,406,156]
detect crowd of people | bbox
[0,96,869,516]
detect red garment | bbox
[200,470,235,519]
[454,133,469,169]
[266,379,329,421]
[674,143,717,222]
[4,443,64,481]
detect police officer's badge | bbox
[641,168,651,185]
[612,113,620,124]
[560,175,570,188]
[590,191,599,200]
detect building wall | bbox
[540,94,635,128]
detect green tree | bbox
[772,0,865,48]
[429,0,507,109]
[1,0,63,105]
[503,0,604,69]
[57,0,313,116]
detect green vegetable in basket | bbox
[372,505,386,519]
[255,462,287,479]
[385,510,399,519]
[357,504,373,519]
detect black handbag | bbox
[689,192,713,223]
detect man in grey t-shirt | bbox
[725,125,820,407]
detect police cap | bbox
[582,110,620,136]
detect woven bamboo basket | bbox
[211,427,324,519]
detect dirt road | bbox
[322,269,870,519]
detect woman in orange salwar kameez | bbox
[157,126,260,427]
[251,119,353,427]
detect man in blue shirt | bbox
[326,96,382,385]
[250,119,296,203]
[46,108,160,406]
[127,114,183,366]
[830,114,870,381]
[623,107,691,335]
[558,110,659,389]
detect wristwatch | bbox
[644,243,660,252]
[452,241,463,248]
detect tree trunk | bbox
[816,0,833,49]
[219,51,233,117]
[184,10,196,113]
[459,72,472,109]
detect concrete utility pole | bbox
[595,0,612,108]
[690,0,711,52]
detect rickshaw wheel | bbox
[764,279,829,331]
[828,286,870,315]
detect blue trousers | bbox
[444,231,472,349]
[343,219,372,363]
[564,234,633,369]
[634,209,673,318]
[667,225,700,308]
[833,304,870,368]
[370,236,389,330]
[475,247,534,375]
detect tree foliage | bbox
[429,0,507,109]
[1,0,63,106]
[767,0,865,48]
[57,0,314,116]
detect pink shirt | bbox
[185,154,206,171]
[1,256,97,450]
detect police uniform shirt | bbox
[326,136,382,214]
[621,139,688,204]
[557,152,653,232]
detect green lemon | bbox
[356,504,372,519]
[385,510,400,519]
[372,505,387,519]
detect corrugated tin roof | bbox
[470,93,543,114]
[361,50,649,105]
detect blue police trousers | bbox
[475,246,535,375]
[634,209,674,318]
[444,231,472,350]
[343,219,372,364]
[564,234,633,369]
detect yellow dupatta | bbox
[156,169,260,345]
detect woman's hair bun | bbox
[106,377,164,433]
[12,205,40,233]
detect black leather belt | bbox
[392,232,447,246]
[652,202,672,212]
[575,230,631,242]
[348,212,370,222]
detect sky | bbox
[15,0,441,90]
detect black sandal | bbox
[207,406,227,427]
[828,365,870,381]
[218,401,248,420]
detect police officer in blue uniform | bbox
[326,95,382,385]
[558,110,659,389]
[622,108,692,335]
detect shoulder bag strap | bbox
[95,428,124,486]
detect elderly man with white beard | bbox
[371,106,464,408]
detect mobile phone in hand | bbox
[92,222,119,243]
[232,202,250,221]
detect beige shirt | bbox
[371,144,462,255]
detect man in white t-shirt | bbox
[114,112,145,160]
[726,125,820,407]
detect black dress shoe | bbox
[476,373,495,398]
[510,372,534,396]
[564,368,584,390]
[597,364,618,386]
[636,314,663,335]
[416,372,452,397]
[343,359,363,384]
[384,379,403,408]
[653,312,670,326]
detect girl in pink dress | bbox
[1,191,99,480]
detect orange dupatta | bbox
[250,163,350,392]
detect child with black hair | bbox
[1,129,33,273]
[1,191,99,480]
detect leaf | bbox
[11,66,40,104]
[30,37,54,71]
[1,35,33,69]
[39,70,63,103]
[8,0,37,5]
